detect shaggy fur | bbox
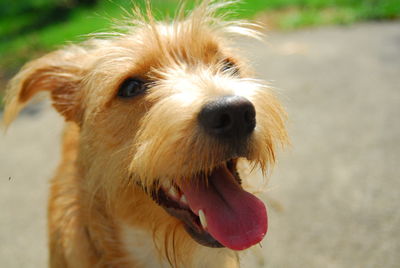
[3,1,287,267]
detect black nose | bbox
[198,96,256,139]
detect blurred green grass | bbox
[0,0,399,76]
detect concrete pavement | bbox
[242,22,400,268]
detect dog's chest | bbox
[121,225,169,268]
[120,224,240,268]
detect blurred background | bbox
[1,0,399,78]
[0,0,399,267]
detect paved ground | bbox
[1,22,399,267]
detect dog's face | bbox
[3,3,287,254]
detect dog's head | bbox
[3,0,287,255]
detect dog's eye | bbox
[221,59,240,76]
[117,78,147,98]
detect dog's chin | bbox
[148,159,241,248]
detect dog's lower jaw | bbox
[117,186,240,268]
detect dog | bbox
[3,1,287,267]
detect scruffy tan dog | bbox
[3,1,287,267]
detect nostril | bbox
[214,113,232,131]
[244,109,255,124]
[244,108,256,129]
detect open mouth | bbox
[148,159,268,251]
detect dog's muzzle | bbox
[140,95,268,251]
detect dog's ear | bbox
[2,46,88,127]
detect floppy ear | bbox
[2,46,88,127]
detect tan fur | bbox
[3,1,287,267]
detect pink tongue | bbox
[180,165,267,250]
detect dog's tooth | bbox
[180,195,188,205]
[168,186,179,199]
[198,209,207,229]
